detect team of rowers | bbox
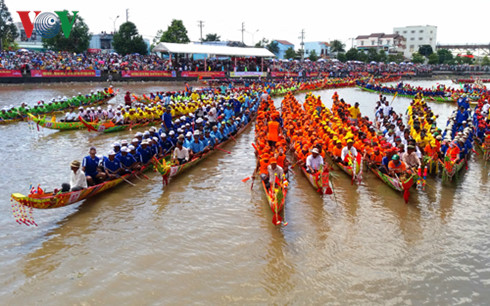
[57,91,260,193]
[0,87,115,121]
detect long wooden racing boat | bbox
[261,179,288,226]
[368,165,415,203]
[299,165,332,195]
[357,85,458,103]
[152,114,256,186]
[10,154,171,226]
[28,113,85,130]
[439,156,468,182]
[78,116,159,133]
[1,94,116,126]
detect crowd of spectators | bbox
[1,50,489,76]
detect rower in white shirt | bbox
[341,139,358,164]
[306,147,324,173]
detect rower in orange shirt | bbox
[388,154,407,175]
[267,115,280,147]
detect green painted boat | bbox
[28,113,85,130]
[78,116,159,133]
[369,166,415,203]
[357,85,458,103]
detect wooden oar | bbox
[215,146,231,154]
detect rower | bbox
[264,157,284,189]
[173,140,190,165]
[267,114,280,147]
[348,102,361,124]
[103,151,124,180]
[82,147,106,185]
[341,139,358,165]
[117,147,138,173]
[402,145,421,171]
[388,154,407,176]
[306,148,324,173]
[189,130,204,157]
[68,160,88,191]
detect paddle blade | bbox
[325,186,333,195]
[242,177,251,183]
[403,188,410,203]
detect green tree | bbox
[0,0,18,50]
[411,52,425,64]
[330,39,345,53]
[284,47,296,59]
[461,52,474,64]
[151,29,164,50]
[255,38,268,47]
[482,56,490,66]
[418,45,433,57]
[367,48,379,62]
[378,50,387,63]
[308,49,318,61]
[345,48,359,61]
[437,49,453,64]
[266,41,279,55]
[428,53,439,64]
[42,12,90,53]
[203,33,220,42]
[336,52,347,62]
[295,49,304,59]
[112,22,148,55]
[387,53,406,63]
[160,19,190,43]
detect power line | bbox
[198,20,205,44]
[241,22,245,44]
[299,29,305,61]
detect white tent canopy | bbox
[153,42,275,57]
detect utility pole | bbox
[126,9,129,22]
[241,22,245,44]
[198,20,204,43]
[299,29,305,61]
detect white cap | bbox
[121,140,128,145]
[135,132,143,137]
[121,147,129,153]
[152,137,158,141]
[143,131,150,136]
[108,150,116,155]
[186,131,192,137]
[129,145,135,151]
[149,127,156,132]
[194,130,200,135]
[169,131,175,135]
[161,133,167,137]
[132,138,139,143]
[113,142,121,147]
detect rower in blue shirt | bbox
[117,147,137,173]
[82,146,106,185]
[189,131,204,156]
[211,125,223,142]
[136,141,153,165]
[103,151,123,179]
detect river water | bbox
[0,80,489,304]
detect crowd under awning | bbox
[153,42,275,58]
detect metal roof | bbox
[153,42,275,57]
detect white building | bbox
[393,25,437,58]
[355,33,406,55]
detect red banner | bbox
[181,71,226,78]
[0,69,22,77]
[270,71,299,77]
[30,70,100,77]
[121,70,175,78]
